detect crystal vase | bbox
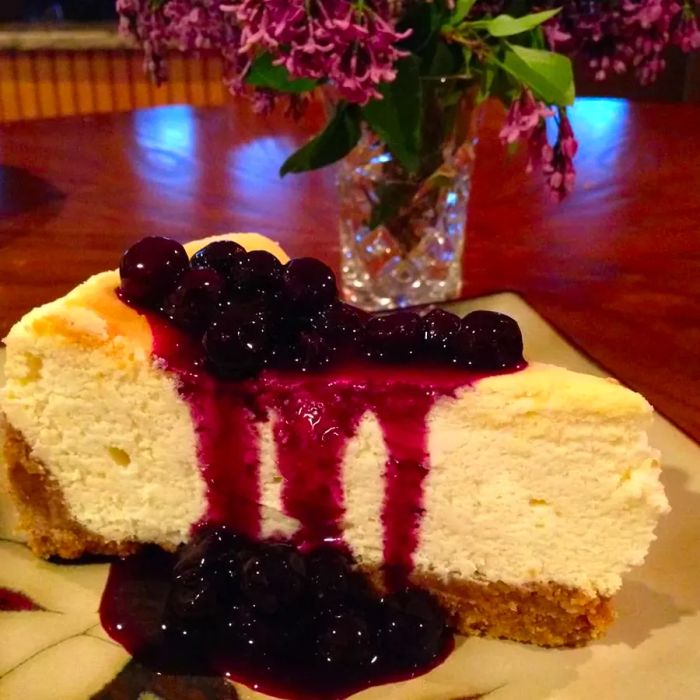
[338,82,477,311]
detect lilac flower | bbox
[499,90,552,144]
[526,121,551,174]
[543,0,698,86]
[221,0,411,105]
[673,11,700,51]
[501,94,577,200]
[543,110,578,201]
[117,0,247,87]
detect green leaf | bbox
[362,56,422,173]
[501,44,574,105]
[279,103,361,176]
[426,40,459,76]
[451,0,477,25]
[148,0,169,9]
[245,54,317,93]
[470,9,561,37]
[398,2,447,54]
[478,59,498,103]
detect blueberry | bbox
[203,306,270,379]
[293,329,335,371]
[452,310,524,370]
[314,607,372,669]
[421,308,460,359]
[241,544,306,614]
[162,268,224,333]
[377,588,448,666]
[231,250,284,299]
[282,258,337,310]
[216,603,275,658]
[312,302,369,356]
[307,548,353,597]
[365,311,421,362]
[190,240,246,279]
[266,324,334,372]
[213,296,271,326]
[119,236,189,305]
[167,576,218,622]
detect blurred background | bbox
[0,1,117,22]
[0,0,698,123]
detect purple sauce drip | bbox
[0,587,43,611]
[147,312,503,574]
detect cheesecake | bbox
[1,233,668,659]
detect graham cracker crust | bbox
[2,421,139,559]
[2,421,614,646]
[411,570,614,647]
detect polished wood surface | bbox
[1,99,699,440]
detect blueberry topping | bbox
[203,307,270,379]
[314,608,371,668]
[216,603,275,658]
[377,588,448,666]
[421,308,460,359]
[233,250,284,298]
[106,528,452,699]
[282,258,337,310]
[313,302,369,357]
[163,268,224,333]
[292,329,335,371]
[452,310,524,370]
[365,311,421,362]
[307,548,353,597]
[119,236,189,305]
[117,237,526,381]
[241,544,306,613]
[190,240,246,279]
[167,574,218,622]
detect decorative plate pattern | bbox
[2,293,699,700]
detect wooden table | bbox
[1,99,699,440]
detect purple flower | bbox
[501,94,578,199]
[117,1,412,115]
[526,121,551,174]
[543,109,578,201]
[221,0,410,105]
[673,11,700,51]
[117,0,247,87]
[499,90,553,144]
[543,0,698,86]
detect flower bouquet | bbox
[118,0,700,308]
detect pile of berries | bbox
[162,526,451,685]
[119,236,524,379]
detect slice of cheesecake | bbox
[1,233,668,648]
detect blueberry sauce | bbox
[101,532,454,700]
[375,388,434,586]
[102,237,528,699]
[146,313,504,571]
[0,587,43,611]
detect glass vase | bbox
[338,81,477,311]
